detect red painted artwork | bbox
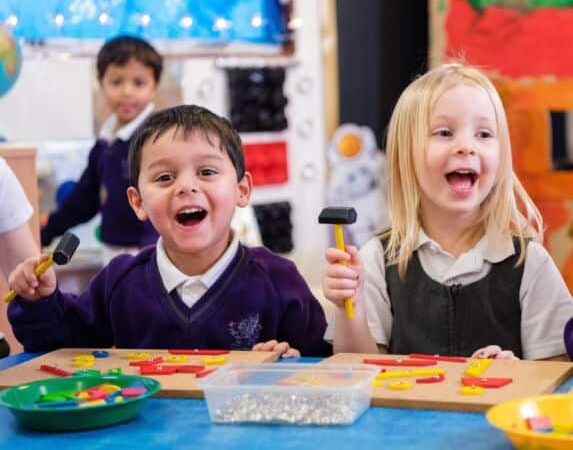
[445,0,573,77]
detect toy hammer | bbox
[318,207,357,319]
[2,232,80,303]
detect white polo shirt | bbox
[99,103,154,143]
[326,230,573,360]
[156,234,239,308]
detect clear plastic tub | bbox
[198,363,379,425]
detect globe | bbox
[0,23,22,98]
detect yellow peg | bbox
[376,368,446,380]
[387,380,413,391]
[203,355,226,365]
[464,358,493,377]
[459,385,484,396]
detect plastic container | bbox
[198,363,379,425]
[0,374,160,431]
[486,393,573,450]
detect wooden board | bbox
[323,353,573,412]
[0,348,278,398]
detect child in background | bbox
[0,157,44,357]
[41,35,162,263]
[322,63,573,360]
[8,105,331,357]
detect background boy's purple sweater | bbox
[565,318,573,360]
[41,138,158,247]
[9,245,332,356]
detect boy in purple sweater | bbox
[8,105,331,357]
[41,36,161,262]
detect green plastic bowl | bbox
[0,374,160,431]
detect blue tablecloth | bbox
[0,353,571,450]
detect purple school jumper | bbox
[41,138,158,247]
[9,245,332,356]
[565,318,573,360]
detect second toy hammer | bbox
[3,232,80,303]
[318,207,357,319]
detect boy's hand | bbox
[252,340,301,358]
[471,345,519,360]
[322,245,364,310]
[7,254,57,301]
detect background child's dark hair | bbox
[128,104,246,188]
[97,35,163,83]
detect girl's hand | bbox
[252,340,301,358]
[7,254,57,301]
[471,345,519,360]
[322,245,364,310]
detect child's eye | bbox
[199,168,218,177]
[154,173,173,183]
[134,79,148,88]
[477,130,494,139]
[432,129,452,137]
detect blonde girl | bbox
[322,63,573,360]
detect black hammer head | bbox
[52,232,80,265]
[318,207,357,225]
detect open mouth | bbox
[445,169,478,192]
[176,208,207,226]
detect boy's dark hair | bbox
[128,105,246,188]
[97,35,163,83]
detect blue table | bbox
[1,353,571,450]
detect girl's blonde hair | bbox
[384,62,543,277]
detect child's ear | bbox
[237,172,253,207]
[127,186,148,221]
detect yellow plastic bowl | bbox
[486,394,573,450]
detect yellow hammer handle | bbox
[2,255,54,303]
[334,224,354,320]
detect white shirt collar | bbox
[156,233,240,294]
[99,103,154,142]
[416,228,514,263]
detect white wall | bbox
[0,58,94,141]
